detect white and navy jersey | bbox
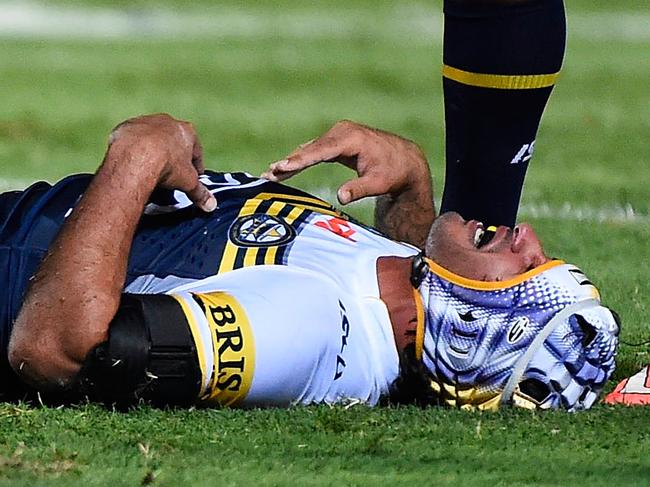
[1,171,418,402]
[122,171,419,406]
[124,171,417,295]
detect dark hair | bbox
[383,344,440,407]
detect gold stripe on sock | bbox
[443,64,559,90]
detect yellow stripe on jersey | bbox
[261,201,292,265]
[242,247,259,267]
[255,192,341,217]
[256,192,333,209]
[218,191,343,273]
[284,205,307,223]
[263,205,305,265]
[241,201,292,267]
[442,64,559,90]
[193,292,255,407]
[218,199,265,273]
[266,200,289,217]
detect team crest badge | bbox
[229,214,296,247]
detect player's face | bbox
[425,212,550,282]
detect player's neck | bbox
[377,256,419,353]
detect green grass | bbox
[0,0,649,485]
[1,404,649,487]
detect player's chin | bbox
[427,212,463,243]
[431,211,464,234]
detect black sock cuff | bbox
[444,0,561,19]
[443,0,566,77]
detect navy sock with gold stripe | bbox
[440,0,566,227]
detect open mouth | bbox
[473,224,497,248]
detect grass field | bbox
[0,0,649,485]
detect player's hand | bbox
[261,120,431,205]
[108,113,217,212]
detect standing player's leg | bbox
[440,0,566,227]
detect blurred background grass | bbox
[0,1,648,484]
[2,0,647,209]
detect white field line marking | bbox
[309,186,650,225]
[0,3,648,42]
[0,2,438,41]
[1,177,648,225]
[519,202,650,225]
[569,13,650,43]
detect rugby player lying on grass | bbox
[5,114,619,411]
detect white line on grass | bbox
[1,2,434,41]
[309,187,650,225]
[519,202,650,225]
[0,3,648,43]
[569,13,650,43]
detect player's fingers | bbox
[186,182,217,213]
[178,120,205,173]
[263,156,318,181]
[337,175,390,205]
[286,135,349,167]
[261,169,296,182]
[192,138,205,174]
[261,162,301,182]
[264,121,365,181]
[271,133,352,174]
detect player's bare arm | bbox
[262,120,435,248]
[8,113,216,390]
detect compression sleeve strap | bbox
[78,293,202,407]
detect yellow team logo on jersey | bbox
[218,191,342,273]
[185,292,256,407]
[230,214,295,247]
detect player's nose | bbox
[512,223,549,264]
[512,223,541,252]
